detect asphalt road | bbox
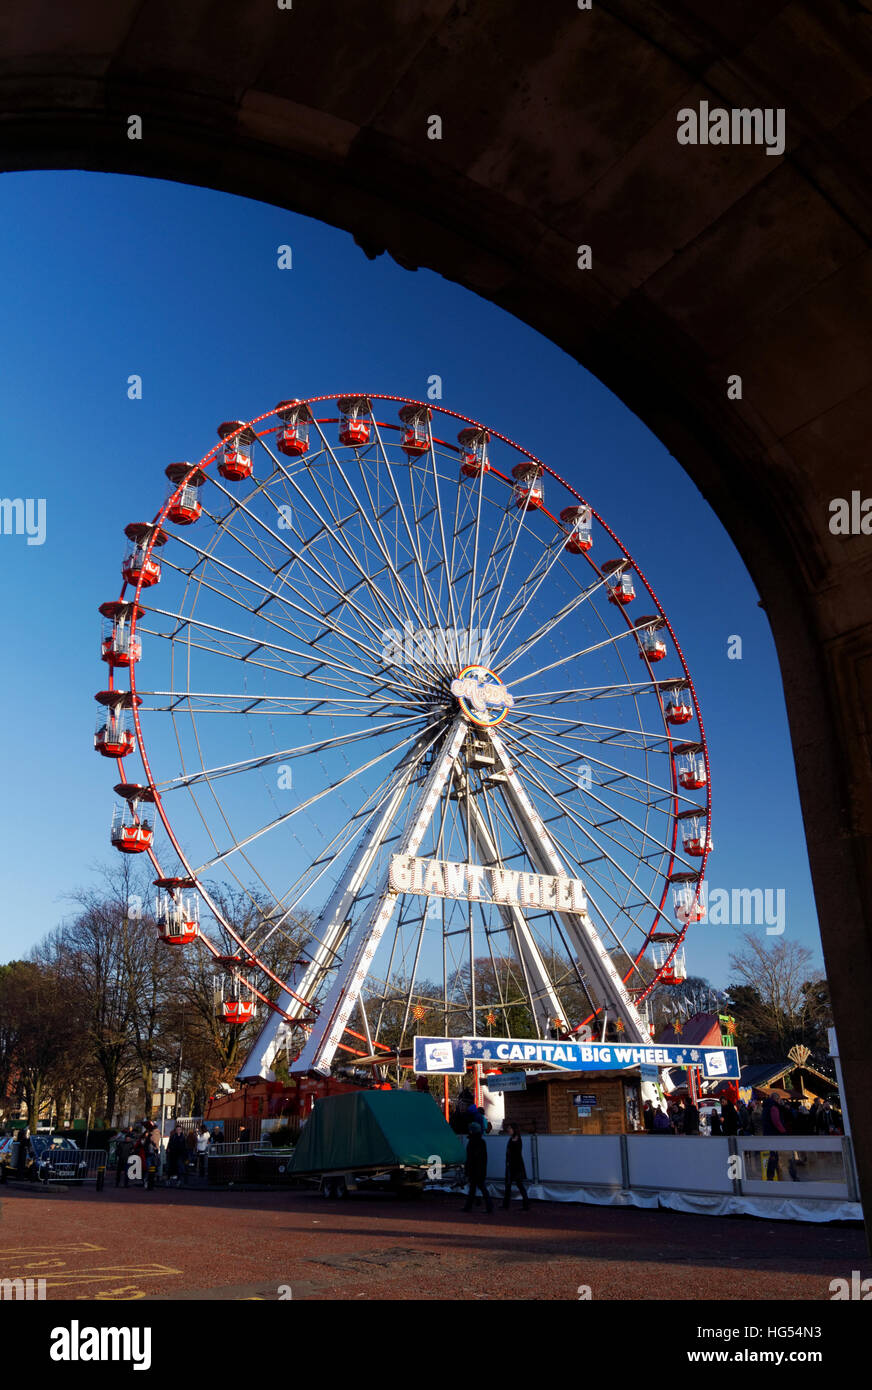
[0,1184,867,1301]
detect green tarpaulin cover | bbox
[288,1089,466,1174]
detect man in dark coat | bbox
[115,1129,134,1188]
[682,1096,700,1135]
[721,1099,739,1136]
[166,1123,187,1185]
[762,1094,786,1179]
[502,1124,530,1210]
[462,1123,493,1213]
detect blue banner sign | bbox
[413,1035,740,1080]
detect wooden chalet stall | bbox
[503,1070,643,1135]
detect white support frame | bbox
[237,735,433,1081]
[490,730,650,1044]
[460,792,566,1037]
[290,718,469,1076]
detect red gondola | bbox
[99,600,143,668]
[122,522,167,589]
[458,426,490,478]
[635,614,667,662]
[110,784,155,855]
[660,677,694,725]
[217,421,256,481]
[398,403,431,457]
[601,557,635,603]
[222,1000,255,1024]
[337,396,371,447]
[670,871,706,924]
[513,462,545,510]
[156,891,200,945]
[275,399,311,457]
[652,942,687,984]
[559,504,592,551]
[678,806,712,857]
[165,463,206,525]
[674,741,707,790]
[94,689,141,758]
[216,964,257,1024]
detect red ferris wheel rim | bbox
[102,393,711,1036]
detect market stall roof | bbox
[658,1013,723,1047]
[288,1089,466,1175]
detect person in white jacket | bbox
[196,1124,211,1178]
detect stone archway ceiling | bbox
[1,0,871,1228]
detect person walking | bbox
[166,1123,187,1186]
[115,1129,134,1188]
[196,1123,211,1179]
[721,1098,739,1136]
[501,1124,530,1210]
[462,1123,493,1213]
[762,1094,786,1179]
[643,1100,655,1133]
[144,1130,161,1190]
[709,1107,723,1136]
[682,1095,700,1135]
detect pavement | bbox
[0,1183,868,1301]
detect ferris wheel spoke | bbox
[137,626,419,704]
[499,730,679,925]
[139,604,424,700]
[495,572,614,675]
[365,421,447,637]
[276,424,440,640]
[190,716,446,876]
[476,494,538,648]
[210,455,423,666]
[254,733,447,950]
[421,438,465,653]
[134,690,432,717]
[508,622,646,691]
[509,709,672,754]
[158,547,392,677]
[510,717,682,805]
[227,502,421,680]
[167,520,405,677]
[502,727,682,868]
[154,713,432,793]
[489,539,599,669]
[257,435,448,689]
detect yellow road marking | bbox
[0,1243,103,1256]
[1,1263,181,1291]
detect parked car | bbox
[0,1134,88,1183]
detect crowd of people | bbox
[641,1093,842,1138]
[111,1120,227,1189]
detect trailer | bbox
[288,1089,466,1197]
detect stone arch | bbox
[2,0,869,1226]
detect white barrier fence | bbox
[473,1134,861,1223]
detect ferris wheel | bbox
[94,393,711,1079]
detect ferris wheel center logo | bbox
[450,666,514,727]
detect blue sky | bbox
[0,170,822,989]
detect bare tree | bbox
[727,933,825,1056]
